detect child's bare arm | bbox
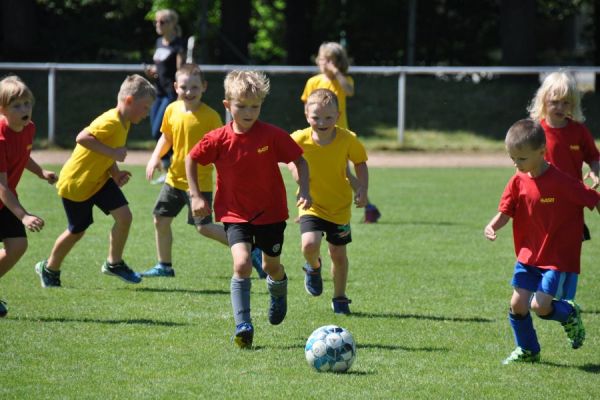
[146,134,172,180]
[185,155,211,218]
[353,162,369,208]
[0,172,44,232]
[585,160,600,189]
[484,212,510,241]
[76,130,127,162]
[286,162,300,184]
[292,156,311,210]
[26,157,57,184]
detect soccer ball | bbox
[305,325,356,372]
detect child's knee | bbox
[114,207,133,225]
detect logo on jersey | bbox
[540,197,555,204]
[258,145,269,154]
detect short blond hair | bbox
[317,42,350,74]
[176,63,205,81]
[505,119,546,151]
[305,88,339,110]
[527,71,584,122]
[224,70,270,101]
[0,75,34,108]
[118,74,156,102]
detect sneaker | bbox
[364,203,381,223]
[562,300,585,349]
[140,264,175,278]
[332,296,352,314]
[233,322,254,349]
[502,347,540,364]
[0,299,7,318]
[35,260,61,288]
[251,247,267,279]
[302,261,323,296]
[268,293,287,325]
[151,173,166,185]
[101,261,142,284]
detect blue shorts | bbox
[62,179,128,234]
[511,261,574,299]
[223,221,286,257]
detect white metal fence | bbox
[0,62,598,144]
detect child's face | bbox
[507,144,546,174]
[124,95,154,124]
[175,73,206,108]
[317,54,334,76]
[0,96,33,131]
[154,15,174,36]
[223,95,262,133]
[305,102,339,136]
[544,96,571,124]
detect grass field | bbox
[1,165,600,399]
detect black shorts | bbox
[62,179,128,234]
[0,206,26,240]
[153,184,213,226]
[299,215,352,246]
[223,221,287,257]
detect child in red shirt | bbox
[484,119,600,364]
[186,70,311,349]
[527,71,600,300]
[0,76,57,317]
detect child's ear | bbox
[222,99,230,110]
[202,81,208,91]
[124,95,134,105]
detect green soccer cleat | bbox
[562,300,585,349]
[502,347,540,365]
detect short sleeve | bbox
[347,134,367,165]
[189,133,218,166]
[498,178,516,218]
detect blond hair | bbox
[118,74,156,102]
[0,75,34,108]
[527,71,584,122]
[176,63,205,81]
[317,42,350,74]
[305,88,339,110]
[505,119,546,151]
[224,70,270,101]
[155,9,182,37]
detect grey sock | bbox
[267,275,287,298]
[231,277,252,326]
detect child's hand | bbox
[42,169,58,185]
[584,171,600,189]
[354,189,368,208]
[190,195,211,218]
[112,170,132,187]
[484,224,497,241]
[296,192,312,210]
[112,147,128,162]
[22,214,44,232]
[145,158,161,181]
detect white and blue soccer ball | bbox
[305,325,356,372]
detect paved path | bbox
[32,149,512,168]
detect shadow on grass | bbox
[540,361,600,374]
[581,309,600,315]
[358,343,449,352]
[351,311,494,323]
[14,316,186,327]
[133,287,229,295]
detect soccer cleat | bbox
[562,301,585,349]
[302,260,323,296]
[268,293,287,325]
[0,299,7,317]
[35,260,61,288]
[151,173,167,185]
[364,203,381,223]
[332,296,352,314]
[251,247,267,279]
[101,260,142,284]
[140,264,175,278]
[233,322,254,349]
[502,347,540,364]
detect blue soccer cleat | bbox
[302,260,323,296]
[141,264,175,278]
[101,260,142,284]
[251,247,267,279]
[233,322,254,349]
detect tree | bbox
[219,0,252,63]
[0,0,37,60]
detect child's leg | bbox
[508,287,540,354]
[0,237,27,278]
[230,242,253,327]
[301,231,323,269]
[107,205,132,264]
[154,215,174,263]
[328,243,348,298]
[197,223,228,246]
[47,229,86,271]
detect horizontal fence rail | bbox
[1,63,599,144]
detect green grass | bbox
[2,165,600,399]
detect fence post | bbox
[47,65,56,145]
[397,71,406,144]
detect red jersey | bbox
[0,118,35,209]
[498,165,600,273]
[189,120,303,224]
[542,118,599,181]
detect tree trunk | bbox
[219,0,252,64]
[0,0,37,60]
